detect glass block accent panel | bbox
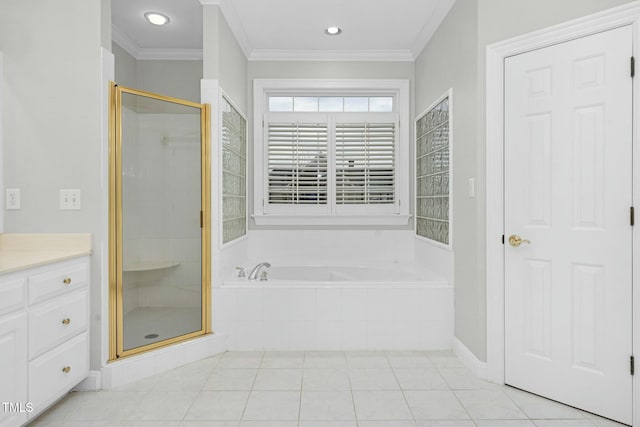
[222,98,247,244]
[416,96,450,245]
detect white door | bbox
[504,25,633,424]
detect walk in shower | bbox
[109,84,211,360]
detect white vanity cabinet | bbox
[0,255,90,426]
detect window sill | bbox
[252,214,412,226]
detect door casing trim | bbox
[485,1,640,424]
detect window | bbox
[416,90,451,246]
[254,79,410,225]
[221,96,247,243]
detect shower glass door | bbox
[109,83,211,360]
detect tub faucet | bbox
[248,262,271,280]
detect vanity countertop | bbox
[0,233,92,275]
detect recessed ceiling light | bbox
[325,26,342,36]
[144,12,170,26]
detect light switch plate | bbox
[60,189,81,210]
[468,178,476,198]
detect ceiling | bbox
[111,0,455,61]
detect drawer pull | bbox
[62,278,72,285]
[62,366,71,373]
[62,318,71,325]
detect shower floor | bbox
[123,306,202,350]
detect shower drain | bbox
[144,333,159,339]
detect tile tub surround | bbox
[213,284,453,351]
[29,351,626,426]
[0,233,92,274]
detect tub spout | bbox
[248,262,271,280]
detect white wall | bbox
[415,0,635,362]
[0,0,105,370]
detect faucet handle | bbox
[235,266,245,278]
[259,271,268,281]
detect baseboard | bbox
[74,370,101,391]
[453,336,488,380]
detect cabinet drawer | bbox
[28,332,88,412]
[28,260,88,305]
[0,277,26,316]
[29,291,88,359]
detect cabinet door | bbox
[0,312,28,427]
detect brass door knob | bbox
[62,318,71,325]
[509,235,531,247]
[62,366,71,373]
[63,277,72,285]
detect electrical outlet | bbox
[60,189,81,210]
[6,188,21,210]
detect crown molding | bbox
[410,0,456,58]
[111,25,140,58]
[112,25,203,60]
[199,0,252,58]
[248,49,415,62]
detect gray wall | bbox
[415,0,635,362]
[219,12,248,113]
[136,60,202,103]
[415,0,481,359]
[113,42,137,88]
[101,0,111,51]
[247,61,415,230]
[113,42,203,104]
[0,0,104,369]
[203,5,248,112]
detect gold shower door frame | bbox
[108,83,211,361]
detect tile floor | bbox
[28,351,626,427]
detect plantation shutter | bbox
[335,122,396,204]
[267,122,328,204]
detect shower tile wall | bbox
[122,110,202,311]
[416,97,450,245]
[222,97,247,244]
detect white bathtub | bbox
[215,264,453,351]
[225,265,448,287]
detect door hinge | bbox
[501,234,505,245]
[631,356,635,375]
[631,206,635,226]
[200,210,203,228]
[631,57,635,77]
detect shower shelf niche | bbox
[123,261,180,273]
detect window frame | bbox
[253,79,411,226]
